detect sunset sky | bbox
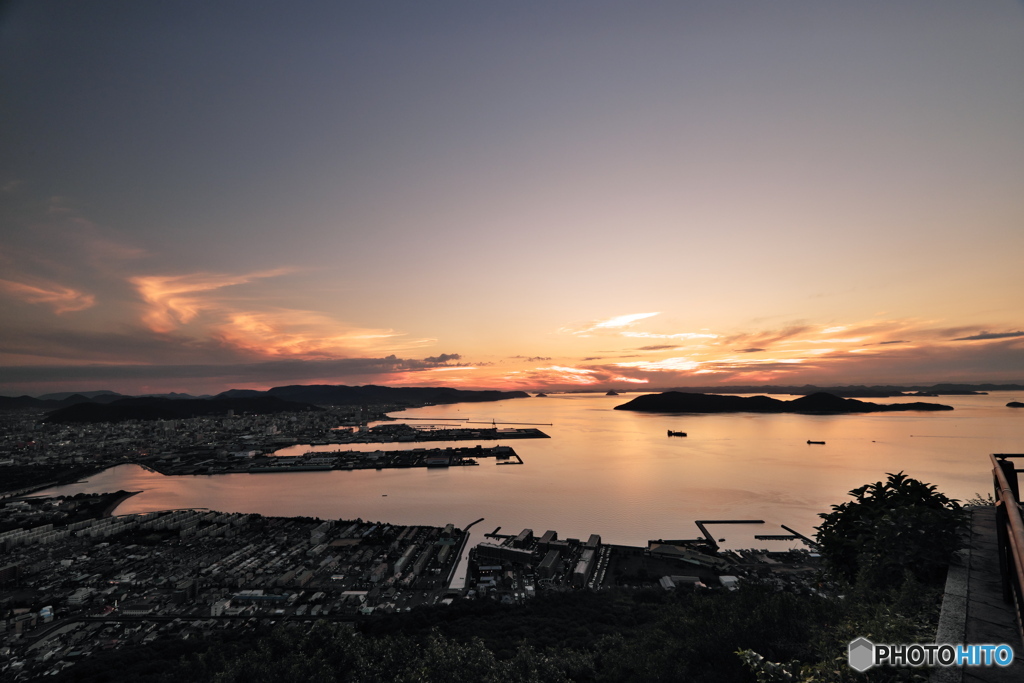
[1,1,1022,396]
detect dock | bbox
[695,520,765,550]
[186,446,526,476]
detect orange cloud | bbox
[501,365,602,388]
[213,309,428,359]
[614,357,701,372]
[128,268,435,361]
[560,312,660,336]
[130,269,291,333]
[0,278,95,313]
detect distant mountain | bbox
[36,390,124,401]
[215,384,530,406]
[138,392,208,400]
[614,391,953,414]
[44,396,321,424]
[215,389,267,398]
[0,393,109,411]
[0,395,50,411]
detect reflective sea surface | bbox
[40,391,1024,565]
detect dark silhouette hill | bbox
[44,396,321,423]
[0,395,51,410]
[0,393,119,411]
[221,384,530,406]
[653,383,1023,396]
[614,391,953,413]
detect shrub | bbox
[815,472,965,589]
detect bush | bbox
[815,472,965,589]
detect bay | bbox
[39,391,1024,576]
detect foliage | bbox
[815,472,965,589]
[739,575,943,683]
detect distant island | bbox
[642,383,1024,398]
[1008,401,1024,408]
[614,391,953,414]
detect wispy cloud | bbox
[130,269,291,333]
[953,331,1024,341]
[621,331,717,340]
[560,312,660,336]
[721,324,813,349]
[593,312,661,329]
[502,365,601,387]
[0,278,95,313]
[213,309,429,359]
[560,313,718,345]
[613,357,701,372]
[125,268,436,361]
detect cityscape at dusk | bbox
[3,4,1024,680]
[2,1,1022,396]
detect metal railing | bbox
[990,453,1024,648]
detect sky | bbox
[1,1,1022,396]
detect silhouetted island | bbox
[614,391,953,414]
[1008,401,1024,408]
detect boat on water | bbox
[807,440,825,445]
[667,430,687,437]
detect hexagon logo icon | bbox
[848,637,875,672]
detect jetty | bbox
[195,446,525,476]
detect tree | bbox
[815,472,965,589]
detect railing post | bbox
[996,499,1012,602]
[999,457,1020,502]
[990,453,1024,648]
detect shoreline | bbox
[102,489,142,517]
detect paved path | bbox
[933,506,1023,682]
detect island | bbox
[1008,401,1024,408]
[614,391,953,414]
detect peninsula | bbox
[614,391,953,414]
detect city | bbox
[0,405,826,679]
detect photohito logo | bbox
[848,638,1014,671]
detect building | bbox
[572,548,596,588]
[537,549,561,579]
[475,542,534,566]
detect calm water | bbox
[40,391,1024,560]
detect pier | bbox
[695,520,765,550]
[161,446,526,476]
[330,423,550,445]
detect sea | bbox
[37,391,1024,586]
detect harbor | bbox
[154,445,525,476]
